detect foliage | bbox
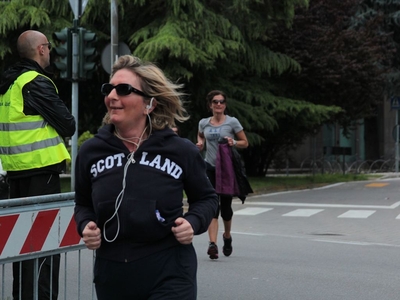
[269,0,396,130]
[243,0,396,174]
[78,130,94,148]
[352,0,400,98]
[0,0,315,138]
[115,0,317,146]
[242,98,342,175]
[0,0,72,67]
[1,0,383,177]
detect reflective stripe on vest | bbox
[0,120,46,131]
[0,70,70,171]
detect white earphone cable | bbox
[103,152,133,242]
[103,124,148,243]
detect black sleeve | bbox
[74,147,97,236]
[23,76,76,137]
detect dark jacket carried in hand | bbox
[215,139,253,203]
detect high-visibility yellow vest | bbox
[0,70,71,171]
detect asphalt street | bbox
[2,176,400,299]
[195,177,400,300]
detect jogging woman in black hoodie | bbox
[74,55,218,300]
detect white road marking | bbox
[230,231,400,248]
[312,239,371,246]
[235,207,273,215]
[312,239,400,247]
[241,201,400,209]
[282,209,324,217]
[337,210,376,218]
[249,183,345,199]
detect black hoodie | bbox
[74,124,218,262]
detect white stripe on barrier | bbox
[0,207,83,259]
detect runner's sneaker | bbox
[222,234,233,256]
[207,242,219,259]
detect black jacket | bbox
[217,139,253,203]
[0,59,76,178]
[74,125,218,262]
[231,146,253,203]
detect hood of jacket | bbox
[0,59,49,95]
[96,124,178,149]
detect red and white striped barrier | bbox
[0,206,82,260]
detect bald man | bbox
[0,30,76,300]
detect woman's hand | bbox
[171,217,194,244]
[225,130,249,148]
[82,221,101,250]
[225,136,236,147]
[196,141,204,151]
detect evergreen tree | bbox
[352,0,400,98]
[0,0,347,175]
[258,0,395,173]
[269,0,395,130]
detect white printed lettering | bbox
[97,159,105,173]
[140,152,183,179]
[139,152,150,165]
[105,156,114,169]
[90,153,126,177]
[90,164,98,177]
[170,166,183,178]
[160,158,175,173]
[114,153,124,166]
[149,155,162,169]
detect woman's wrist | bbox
[233,139,237,146]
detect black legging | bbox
[206,166,233,221]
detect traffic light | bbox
[78,27,97,79]
[52,28,72,79]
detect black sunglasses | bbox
[101,83,150,98]
[212,100,226,104]
[42,42,52,50]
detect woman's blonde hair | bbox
[103,55,189,130]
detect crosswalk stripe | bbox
[235,208,273,215]
[241,201,400,209]
[337,210,376,218]
[234,206,388,219]
[282,209,324,217]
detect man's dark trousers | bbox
[10,173,61,300]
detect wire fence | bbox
[297,156,400,175]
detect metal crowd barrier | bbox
[0,192,96,300]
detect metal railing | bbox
[0,193,96,300]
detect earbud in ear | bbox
[146,97,155,110]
